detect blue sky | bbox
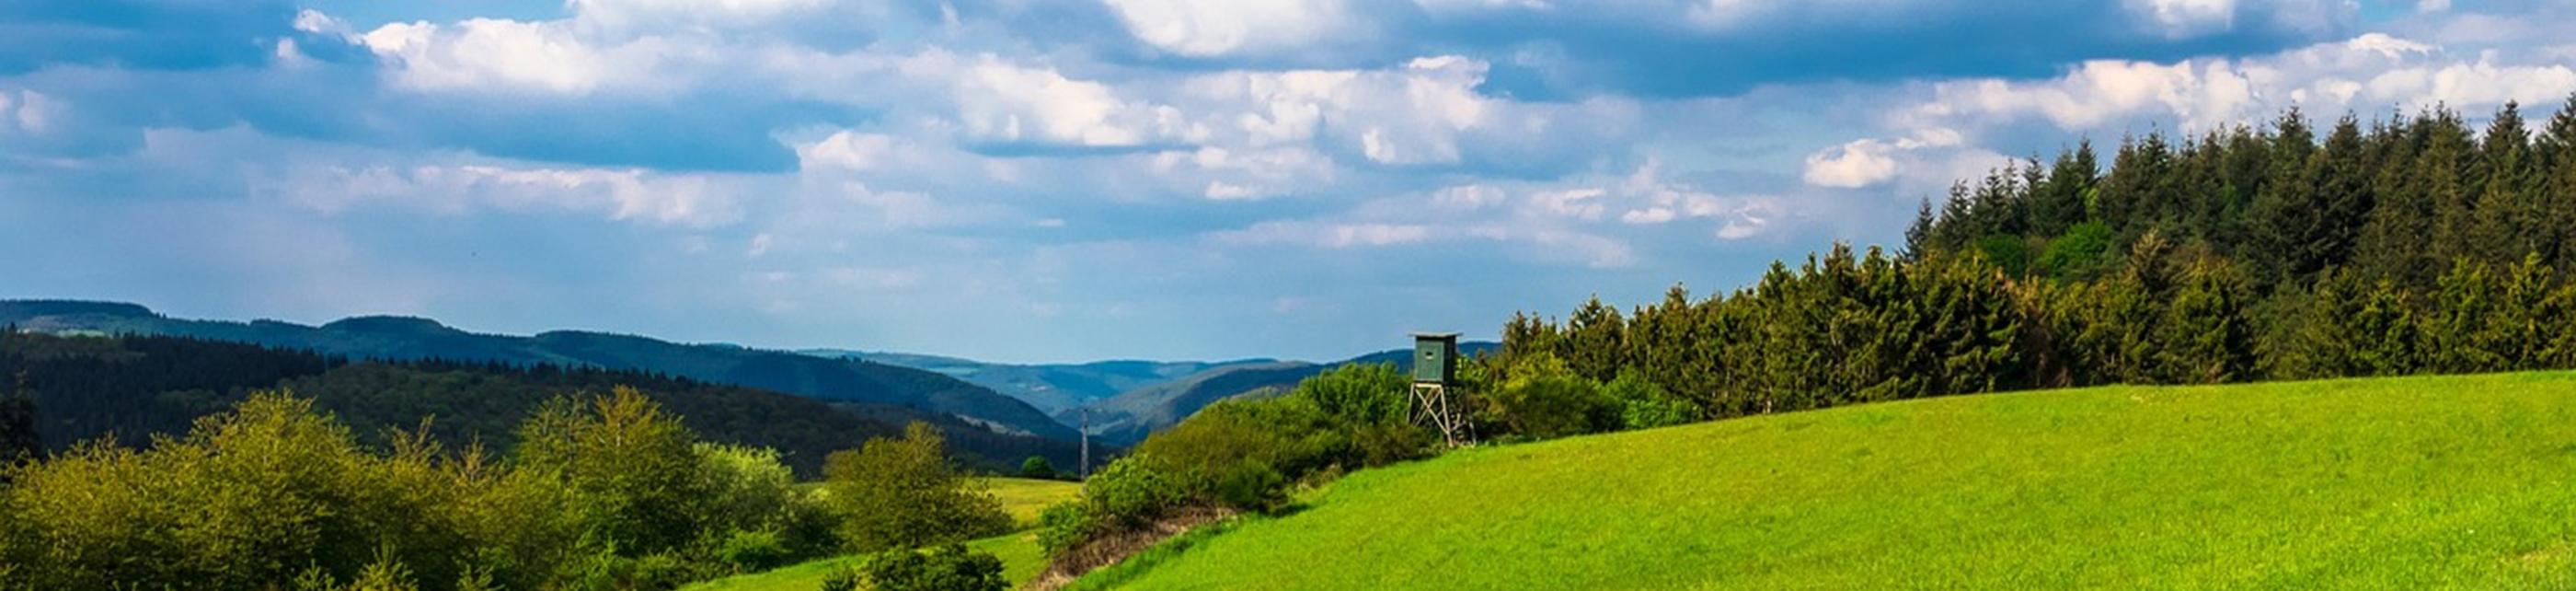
[3,0,2571,363]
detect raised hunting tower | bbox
[1409,332,1471,446]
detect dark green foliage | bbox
[0,330,1075,477]
[1486,353,1616,439]
[1041,363,1440,559]
[1020,456,1058,480]
[1603,369,1695,430]
[823,423,1012,553]
[1502,100,2576,428]
[819,566,863,591]
[1975,235,2034,277]
[2038,221,2115,280]
[861,544,1007,591]
[0,372,32,472]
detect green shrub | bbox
[1485,353,1616,439]
[714,528,790,574]
[862,544,1007,591]
[1084,456,1188,526]
[1604,369,1696,430]
[2040,221,2114,280]
[824,423,1012,552]
[1213,459,1287,512]
[1976,235,2035,277]
[818,566,862,591]
[1037,501,1095,555]
[1019,456,1057,480]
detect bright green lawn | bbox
[686,477,1077,591]
[981,477,1082,527]
[677,532,1045,591]
[1087,372,2576,590]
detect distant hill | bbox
[805,349,1280,413]
[0,330,1086,475]
[0,300,1075,441]
[1063,342,1498,446]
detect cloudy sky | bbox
[3,0,2572,363]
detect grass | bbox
[684,477,1079,591]
[1085,372,2576,590]
[981,477,1083,527]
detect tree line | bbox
[0,329,1080,476]
[0,385,1015,591]
[1496,98,2576,423]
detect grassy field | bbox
[685,477,1077,591]
[982,477,1083,526]
[1083,372,2576,590]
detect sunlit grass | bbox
[1091,372,2576,590]
[687,477,1078,591]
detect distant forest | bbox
[1501,98,2576,416]
[0,330,1071,476]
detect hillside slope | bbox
[0,330,1085,475]
[0,300,1075,440]
[1087,372,2576,590]
[1064,342,1498,445]
[805,350,1275,413]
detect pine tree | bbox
[1904,197,1938,260]
[2031,143,2099,236]
[2356,112,2438,288]
[1564,296,1627,383]
[2475,102,2542,263]
[2248,110,2317,286]
[2536,95,2576,271]
[2159,258,2258,384]
[2422,109,2479,269]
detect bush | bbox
[2040,221,2114,280]
[818,566,862,591]
[823,423,1011,552]
[1036,501,1095,555]
[862,544,1007,591]
[1604,369,1696,430]
[1018,456,1057,480]
[1484,353,1616,439]
[714,528,790,574]
[1213,459,1287,512]
[1083,456,1188,526]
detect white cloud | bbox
[1803,139,1901,189]
[568,0,835,33]
[0,90,65,134]
[361,18,699,95]
[1103,0,1358,57]
[942,54,1183,147]
[274,163,742,227]
[1903,32,2576,136]
[2129,0,2237,38]
[1212,220,1436,248]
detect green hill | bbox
[1082,372,2576,590]
[0,300,1077,441]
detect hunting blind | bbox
[1409,332,1470,446]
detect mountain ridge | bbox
[0,299,1075,441]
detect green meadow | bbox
[687,477,1077,591]
[1084,372,2576,590]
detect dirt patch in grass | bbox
[1029,505,1235,591]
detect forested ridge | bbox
[0,330,1079,475]
[1500,98,2576,418]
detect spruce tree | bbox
[2474,102,2541,263]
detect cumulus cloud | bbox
[1103,0,1360,57]
[1905,32,2576,133]
[271,162,742,227]
[361,18,700,95]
